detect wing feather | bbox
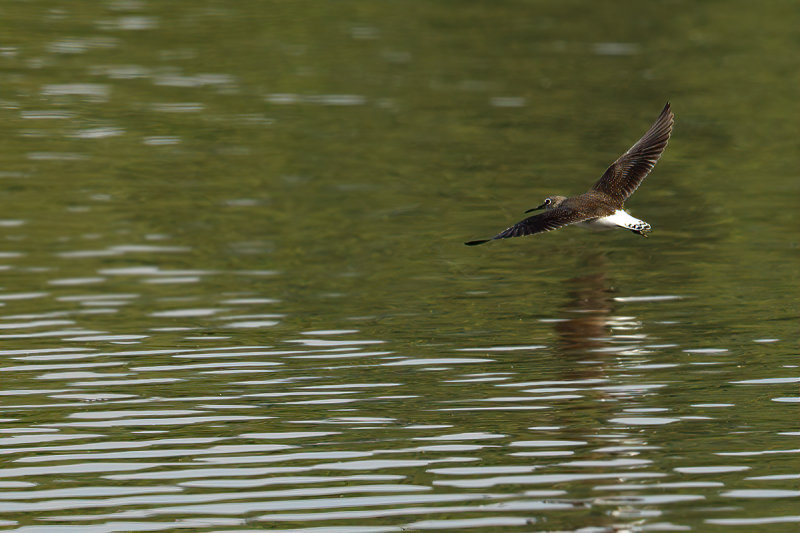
[465,207,589,245]
[591,102,674,203]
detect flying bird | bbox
[465,103,674,246]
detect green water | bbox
[0,1,797,531]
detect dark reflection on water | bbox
[0,0,798,532]
[554,255,613,357]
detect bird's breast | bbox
[576,218,618,231]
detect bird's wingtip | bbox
[465,239,490,246]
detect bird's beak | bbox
[524,202,546,213]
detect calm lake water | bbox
[0,1,798,532]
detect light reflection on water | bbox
[0,247,795,532]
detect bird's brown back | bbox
[561,191,620,218]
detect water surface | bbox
[0,1,798,531]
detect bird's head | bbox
[526,195,567,213]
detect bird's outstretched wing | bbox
[465,207,589,245]
[591,102,674,203]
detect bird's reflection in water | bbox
[550,255,656,527]
[555,258,613,355]
[550,253,617,381]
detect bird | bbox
[465,102,674,246]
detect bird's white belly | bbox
[577,210,648,232]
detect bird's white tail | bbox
[579,209,651,234]
[606,210,650,233]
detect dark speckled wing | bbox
[465,207,590,245]
[591,102,674,203]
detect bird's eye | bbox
[544,198,551,205]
